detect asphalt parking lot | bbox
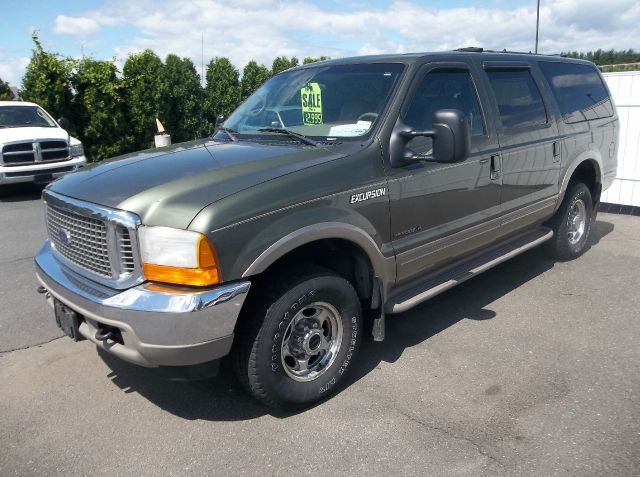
[0,183,638,476]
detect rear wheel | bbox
[544,181,594,260]
[233,267,362,409]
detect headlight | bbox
[70,143,84,157]
[138,226,221,286]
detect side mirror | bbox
[57,117,70,129]
[390,109,470,167]
[215,115,225,130]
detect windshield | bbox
[0,105,57,128]
[224,63,405,140]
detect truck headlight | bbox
[138,226,221,286]
[70,143,84,158]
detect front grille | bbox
[46,204,112,278]
[2,140,69,166]
[41,140,69,161]
[2,143,33,164]
[43,191,142,289]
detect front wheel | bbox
[233,267,362,409]
[544,181,594,260]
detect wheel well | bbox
[254,239,376,304]
[570,160,601,204]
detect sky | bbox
[1,0,639,86]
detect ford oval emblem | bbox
[58,228,72,245]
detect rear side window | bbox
[539,62,614,123]
[486,69,547,129]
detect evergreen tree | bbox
[241,60,270,100]
[271,56,299,75]
[163,54,202,142]
[21,32,73,122]
[0,77,13,100]
[71,58,131,162]
[562,49,640,66]
[303,56,330,64]
[122,50,168,150]
[204,57,240,127]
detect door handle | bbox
[479,158,489,164]
[552,141,561,162]
[490,155,501,181]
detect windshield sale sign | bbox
[301,82,323,125]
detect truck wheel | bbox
[233,267,362,409]
[544,181,593,261]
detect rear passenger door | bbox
[481,61,561,236]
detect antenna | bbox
[199,31,204,138]
[535,0,541,54]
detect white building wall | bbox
[601,71,640,206]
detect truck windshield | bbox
[0,105,57,128]
[223,63,404,140]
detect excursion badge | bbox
[350,187,387,204]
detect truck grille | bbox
[46,204,112,278]
[2,140,70,166]
[43,192,143,289]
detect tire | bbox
[233,266,363,409]
[544,181,594,261]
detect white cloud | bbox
[5,0,640,86]
[0,54,29,87]
[53,15,101,36]
[87,0,640,70]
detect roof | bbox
[290,49,596,70]
[0,101,38,107]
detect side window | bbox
[404,69,485,154]
[486,69,547,129]
[539,61,614,123]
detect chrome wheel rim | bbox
[567,198,587,245]
[280,301,343,382]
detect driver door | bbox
[387,62,503,284]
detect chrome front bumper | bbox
[0,156,86,185]
[35,241,250,367]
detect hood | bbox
[0,126,69,144]
[48,139,344,229]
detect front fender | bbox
[242,221,394,281]
[194,198,395,288]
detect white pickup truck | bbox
[0,101,86,187]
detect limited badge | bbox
[301,82,323,125]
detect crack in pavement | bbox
[398,410,506,470]
[0,255,34,266]
[0,336,64,355]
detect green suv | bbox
[35,50,618,408]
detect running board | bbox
[386,227,553,314]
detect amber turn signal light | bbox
[142,235,221,287]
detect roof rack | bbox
[455,47,483,52]
[454,47,540,55]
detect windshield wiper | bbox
[217,126,238,142]
[257,127,318,147]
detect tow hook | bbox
[95,328,114,341]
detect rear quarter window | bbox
[539,62,614,123]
